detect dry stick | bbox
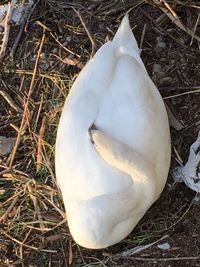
[24,0,40,32]
[9,0,36,57]
[19,228,33,260]
[76,244,86,264]
[116,234,169,256]
[163,89,200,99]
[162,0,177,17]
[36,116,47,172]
[171,0,200,9]
[0,0,16,59]
[167,201,193,231]
[2,188,24,205]
[2,229,57,253]
[8,33,46,169]
[34,93,43,132]
[190,12,200,45]
[152,0,200,42]
[68,240,73,265]
[160,86,200,91]
[7,69,66,80]
[10,19,27,57]
[25,224,52,232]
[0,194,20,222]
[113,255,200,262]
[0,90,23,113]
[49,31,81,58]
[173,145,184,165]
[75,10,97,58]
[27,181,46,231]
[165,102,184,131]
[38,191,66,219]
[47,218,67,232]
[41,146,57,183]
[127,0,145,14]
[139,23,147,50]
[52,53,84,69]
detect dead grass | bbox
[0,0,200,266]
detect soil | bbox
[0,1,200,267]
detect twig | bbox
[2,229,57,253]
[173,145,184,165]
[19,228,32,259]
[160,86,200,91]
[24,0,40,31]
[162,0,177,18]
[116,235,169,256]
[10,20,26,57]
[34,93,43,132]
[76,244,86,264]
[111,255,200,262]
[0,193,20,222]
[139,23,147,50]
[36,116,47,172]
[41,147,57,184]
[52,53,84,69]
[44,218,67,233]
[190,12,200,45]
[163,89,200,99]
[75,10,97,58]
[164,102,184,131]
[170,0,200,9]
[0,0,16,59]
[27,181,46,231]
[38,191,66,219]
[0,90,23,113]
[2,188,24,205]
[127,0,145,14]
[8,0,34,56]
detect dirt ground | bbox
[0,0,200,266]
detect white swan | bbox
[55,15,171,249]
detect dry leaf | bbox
[165,103,184,131]
[0,136,16,156]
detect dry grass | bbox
[0,0,200,266]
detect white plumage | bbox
[55,15,171,249]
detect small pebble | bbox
[158,41,167,49]
[62,41,68,47]
[40,62,50,70]
[66,36,72,42]
[52,48,58,53]
[179,37,185,44]
[0,136,16,156]
[155,37,167,53]
[157,242,171,250]
[153,63,161,74]
[192,195,200,205]
[40,52,47,60]
[49,60,54,67]
[159,76,173,85]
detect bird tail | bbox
[113,14,139,54]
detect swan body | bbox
[55,15,171,249]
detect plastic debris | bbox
[173,129,200,192]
